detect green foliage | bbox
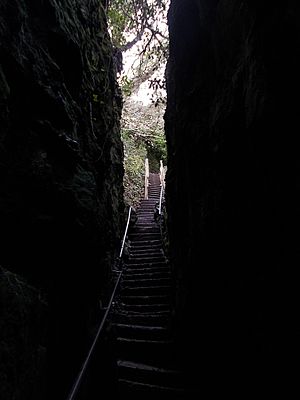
[108,0,169,101]
[121,99,166,202]
[147,133,167,171]
[119,75,134,97]
[108,0,168,48]
[122,121,166,206]
[122,130,147,208]
[107,1,132,48]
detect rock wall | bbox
[0,267,46,400]
[0,0,124,398]
[166,0,300,393]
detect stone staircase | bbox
[112,173,185,398]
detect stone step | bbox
[124,266,170,275]
[135,216,156,220]
[129,240,162,247]
[127,256,166,264]
[134,225,157,229]
[135,216,156,219]
[120,303,171,313]
[124,269,170,278]
[137,209,157,212]
[129,246,163,252]
[125,260,167,267]
[137,207,156,211]
[130,227,160,234]
[112,311,170,327]
[136,209,156,212]
[137,210,156,214]
[130,249,163,255]
[135,217,155,221]
[131,227,159,231]
[116,337,176,367]
[129,233,161,241]
[129,248,163,255]
[118,379,185,399]
[133,226,158,230]
[129,229,159,233]
[134,220,157,223]
[136,216,157,219]
[125,259,167,266]
[122,271,171,280]
[139,200,157,203]
[136,210,156,214]
[117,360,183,389]
[112,324,169,340]
[133,218,158,223]
[129,253,164,260]
[123,264,171,278]
[129,248,163,252]
[137,204,156,208]
[122,277,171,287]
[120,294,170,305]
[121,285,171,296]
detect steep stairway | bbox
[112,173,185,399]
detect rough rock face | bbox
[166,0,300,393]
[0,267,46,400]
[0,0,123,398]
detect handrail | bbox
[159,160,165,187]
[119,206,132,258]
[144,158,149,200]
[66,205,132,400]
[158,185,164,215]
[158,160,165,215]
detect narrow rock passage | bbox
[112,173,184,398]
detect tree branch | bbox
[120,30,144,52]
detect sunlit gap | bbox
[107,0,170,208]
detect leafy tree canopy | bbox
[122,99,166,165]
[107,0,169,100]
